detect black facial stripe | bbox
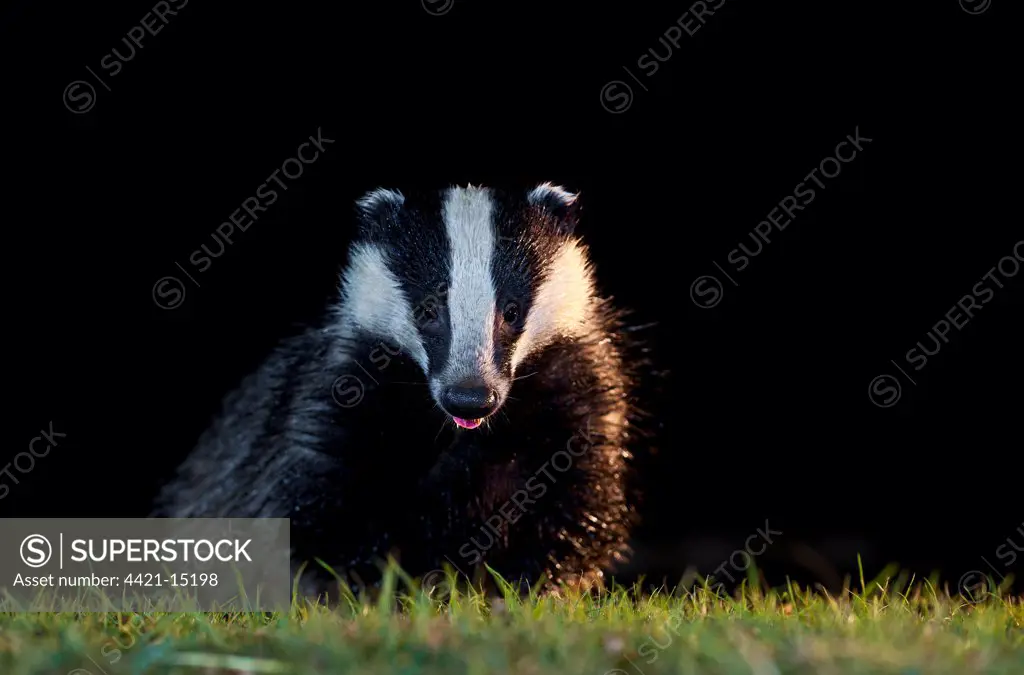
[419,296,452,375]
[489,191,566,375]
[371,190,453,374]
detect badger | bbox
[152,183,642,597]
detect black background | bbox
[4,0,1021,593]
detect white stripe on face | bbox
[511,239,594,371]
[336,242,429,372]
[439,186,498,385]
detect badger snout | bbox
[439,377,500,429]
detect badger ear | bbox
[527,182,579,234]
[354,187,405,238]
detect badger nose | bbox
[442,381,498,420]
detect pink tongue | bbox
[453,417,483,429]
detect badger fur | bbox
[152,183,641,597]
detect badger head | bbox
[337,183,596,429]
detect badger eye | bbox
[420,304,440,326]
[502,301,520,325]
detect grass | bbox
[0,564,1020,675]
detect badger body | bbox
[152,184,640,596]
